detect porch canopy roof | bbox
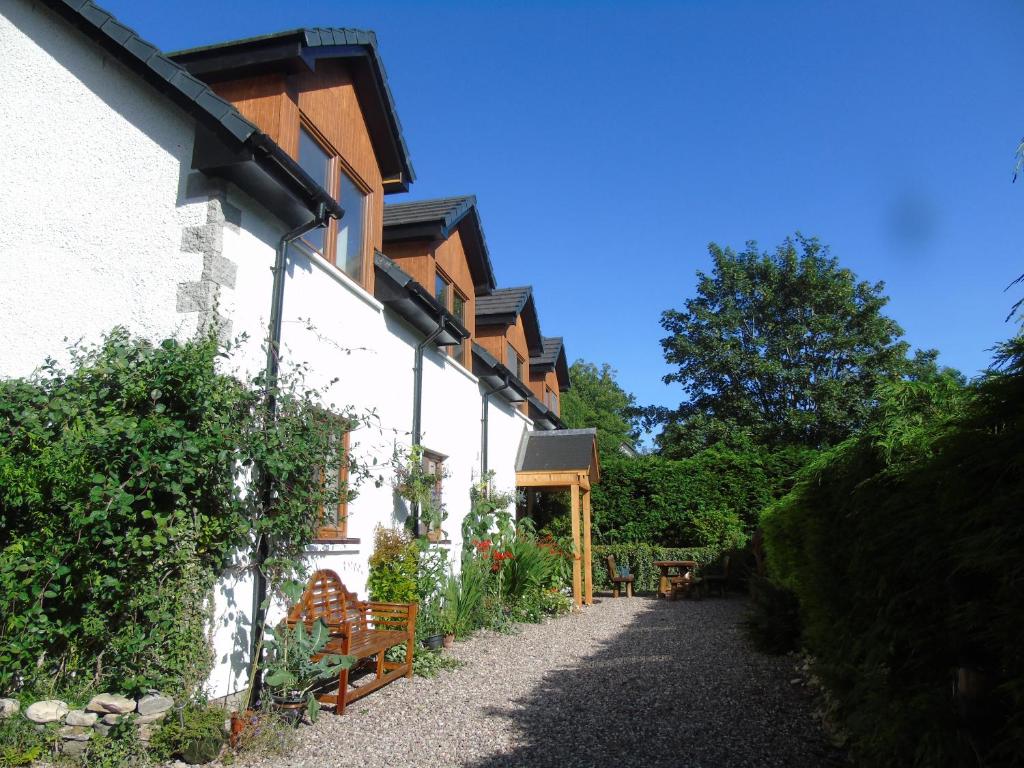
[515,428,600,489]
[515,428,599,608]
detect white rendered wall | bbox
[208,197,526,698]
[0,0,206,378]
[0,0,532,702]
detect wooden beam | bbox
[583,488,593,606]
[570,482,582,609]
[516,470,590,490]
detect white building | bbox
[0,0,571,699]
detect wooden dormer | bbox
[475,287,542,415]
[171,29,415,294]
[529,337,570,418]
[382,196,496,368]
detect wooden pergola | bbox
[516,428,600,608]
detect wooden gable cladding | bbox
[477,316,531,414]
[211,74,300,156]
[529,368,561,416]
[385,225,476,367]
[210,60,385,292]
[293,60,384,293]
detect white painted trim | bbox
[306,250,385,313]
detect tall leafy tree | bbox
[658,234,933,455]
[561,360,641,460]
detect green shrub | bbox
[0,715,52,766]
[591,543,720,593]
[366,526,419,604]
[591,447,811,547]
[762,356,1024,766]
[83,719,149,768]
[742,575,801,654]
[149,705,228,764]
[0,329,362,698]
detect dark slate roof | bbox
[170,28,414,193]
[42,0,258,144]
[530,336,562,370]
[383,196,473,227]
[476,286,531,319]
[476,287,542,356]
[383,196,497,292]
[39,0,343,226]
[530,336,571,391]
[516,429,599,475]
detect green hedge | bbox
[762,355,1024,767]
[591,448,809,547]
[590,543,720,593]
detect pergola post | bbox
[582,484,593,606]
[570,481,582,608]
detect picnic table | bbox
[653,560,697,598]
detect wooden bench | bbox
[286,569,417,715]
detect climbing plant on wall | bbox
[0,327,370,698]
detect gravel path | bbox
[242,596,844,768]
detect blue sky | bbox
[108,0,1024,415]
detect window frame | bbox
[434,267,470,367]
[295,119,372,287]
[506,341,524,380]
[315,430,353,542]
[420,448,445,532]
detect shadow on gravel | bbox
[464,596,845,768]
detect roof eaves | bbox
[374,252,469,343]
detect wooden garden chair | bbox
[606,554,634,598]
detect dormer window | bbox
[434,269,469,365]
[337,171,366,283]
[507,341,524,380]
[296,124,369,284]
[546,385,560,415]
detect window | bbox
[421,449,445,533]
[451,292,468,363]
[435,272,450,307]
[507,341,523,380]
[298,129,331,255]
[434,269,469,365]
[295,124,369,285]
[547,386,560,415]
[337,171,366,283]
[316,431,351,541]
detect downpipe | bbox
[409,319,447,534]
[249,203,332,705]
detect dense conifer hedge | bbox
[762,343,1024,766]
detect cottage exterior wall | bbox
[1,0,528,703]
[0,0,209,376]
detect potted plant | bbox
[392,445,449,540]
[418,601,444,650]
[262,620,355,726]
[422,496,448,543]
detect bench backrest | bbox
[286,569,365,632]
[606,554,618,580]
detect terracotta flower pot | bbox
[271,694,305,727]
[442,633,455,649]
